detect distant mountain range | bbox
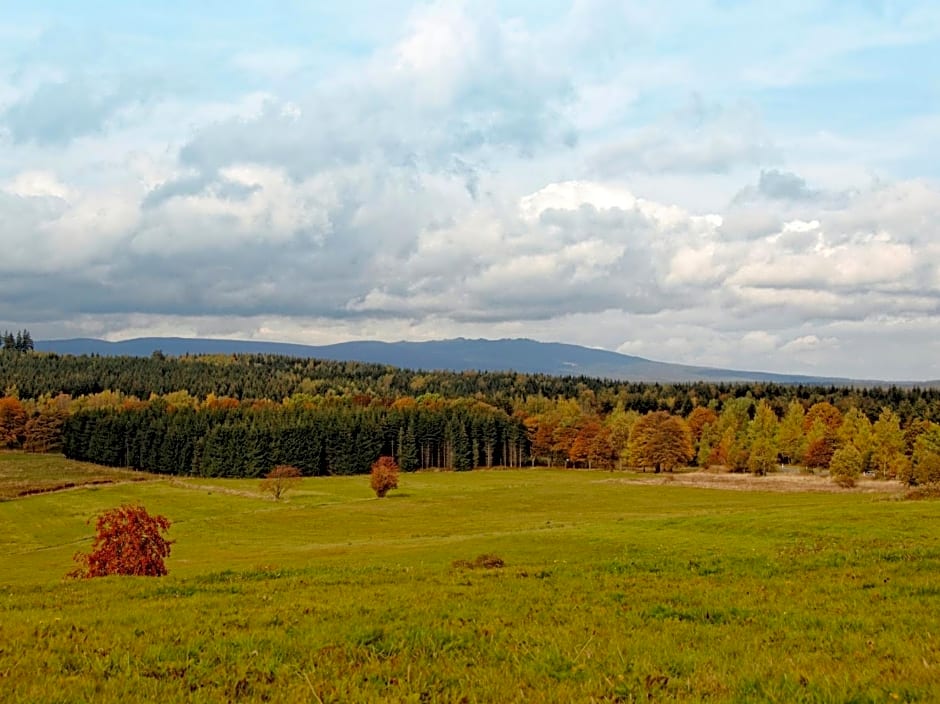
[32,336,895,385]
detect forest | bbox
[2,345,940,484]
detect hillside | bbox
[35,336,860,384]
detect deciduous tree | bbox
[628,411,693,473]
[568,417,615,469]
[803,402,842,469]
[259,464,303,500]
[70,504,172,578]
[370,455,400,497]
[837,408,873,471]
[23,406,68,452]
[747,400,779,476]
[912,425,940,485]
[871,408,905,480]
[804,436,836,469]
[0,396,26,448]
[686,406,718,444]
[714,398,753,471]
[777,401,806,465]
[605,407,639,470]
[829,445,863,487]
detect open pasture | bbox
[2,453,939,702]
[0,451,152,500]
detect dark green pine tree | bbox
[453,419,473,471]
[398,421,418,472]
[18,329,34,352]
[325,413,357,475]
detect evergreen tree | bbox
[398,421,418,472]
[453,420,472,471]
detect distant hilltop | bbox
[31,336,907,386]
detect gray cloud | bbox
[757,169,819,200]
[2,3,940,381]
[3,170,940,380]
[2,76,155,145]
[141,173,261,209]
[732,169,856,209]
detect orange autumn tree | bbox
[803,402,843,469]
[0,396,27,448]
[70,504,172,578]
[628,411,693,473]
[686,406,718,444]
[370,456,400,498]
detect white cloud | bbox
[780,335,839,354]
[667,244,723,286]
[5,170,72,199]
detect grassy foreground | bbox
[1,454,939,702]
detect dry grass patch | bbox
[605,470,906,495]
[904,483,940,500]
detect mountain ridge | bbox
[31,336,904,385]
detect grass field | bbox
[0,451,151,500]
[2,453,939,702]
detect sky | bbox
[1,1,939,380]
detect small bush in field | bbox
[452,554,505,570]
[370,456,399,498]
[260,465,303,500]
[70,504,172,578]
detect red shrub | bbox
[70,504,172,578]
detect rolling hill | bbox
[34,336,864,384]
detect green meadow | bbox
[2,453,940,702]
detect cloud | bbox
[2,76,155,145]
[175,6,576,190]
[2,1,940,380]
[780,335,839,354]
[4,160,940,377]
[756,169,820,201]
[590,99,777,176]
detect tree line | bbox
[61,397,528,477]
[2,351,940,484]
[4,350,940,423]
[521,396,939,485]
